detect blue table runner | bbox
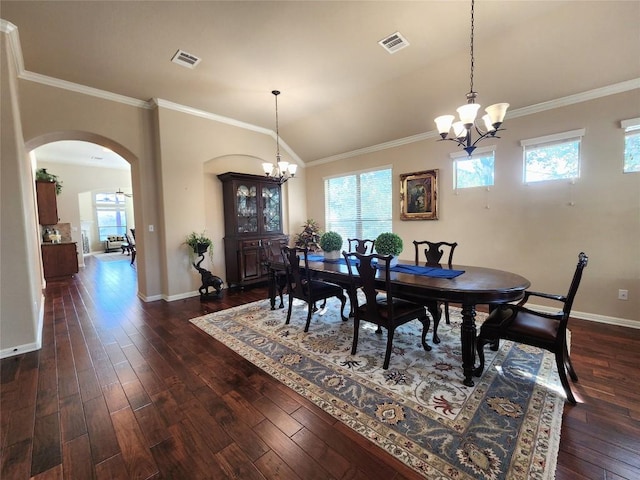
[305,254,464,278]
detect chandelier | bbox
[262,90,297,184]
[434,0,509,156]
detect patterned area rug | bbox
[190,296,564,480]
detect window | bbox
[451,146,495,189]
[622,117,640,173]
[325,167,392,252]
[95,192,127,241]
[521,129,584,183]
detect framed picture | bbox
[400,169,438,220]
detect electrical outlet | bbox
[618,289,628,300]
[148,224,154,232]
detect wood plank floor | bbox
[1,255,639,479]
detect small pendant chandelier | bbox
[434,0,509,156]
[262,90,297,184]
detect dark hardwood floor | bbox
[1,255,639,479]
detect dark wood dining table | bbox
[267,258,530,387]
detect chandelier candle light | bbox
[263,90,297,184]
[434,0,509,156]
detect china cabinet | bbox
[218,172,289,288]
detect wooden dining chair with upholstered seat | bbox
[475,252,588,404]
[282,246,348,332]
[347,238,375,254]
[343,251,432,369]
[413,239,458,323]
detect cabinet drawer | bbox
[241,239,262,249]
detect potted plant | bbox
[35,168,63,195]
[375,232,403,267]
[184,231,213,263]
[319,231,343,260]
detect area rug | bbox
[190,296,564,480]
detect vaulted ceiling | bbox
[3,1,639,164]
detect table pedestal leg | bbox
[460,303,477,387]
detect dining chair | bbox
[343,251,431,369]
[347,238,375,254]
[475,252,589,404]
[262,239,289,308]
[282,246,348,332]
[413,240,458,327]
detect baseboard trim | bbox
[529,303,639,330]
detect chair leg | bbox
[338,293,348,321]
[426,302,441,344]
[419,314,432,352]
[474,337,488,377]
[555,350,576,404]
[383,327,394,369]
[564,341,578,382]
[444,301,451,324]
[303,302,313,332]
[351,318,360,355]
[285,295,294,325]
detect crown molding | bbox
[309,78,640,166]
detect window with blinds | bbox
[324,167,392,252]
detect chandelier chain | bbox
[469,0,475,96]
[274,90,281,157]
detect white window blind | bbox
[324,167,392,251]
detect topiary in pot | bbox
[375,232,403,266]
[320,231,343,260]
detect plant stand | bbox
[192,247,224,298]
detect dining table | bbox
[266,255,530,387]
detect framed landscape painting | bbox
[400,169,438,220]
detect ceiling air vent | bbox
[171,49,201,69]
[378,31,410,54]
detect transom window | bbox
[95,192,127,241]
[622,117,640,173]
[451,146,495,189]
[521,129,584,183]
[324,167,392,252]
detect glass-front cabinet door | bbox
[235,182,258,233]
[262,184,281,233]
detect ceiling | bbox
[3,1,639,166]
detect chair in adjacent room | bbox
[475,252,589,404]
[282,246,348,332]
[343,251,431,369]
[347,238,375,254]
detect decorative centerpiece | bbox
[374,232,403,267]
[294,219,322,251]
[319,231,343,261]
